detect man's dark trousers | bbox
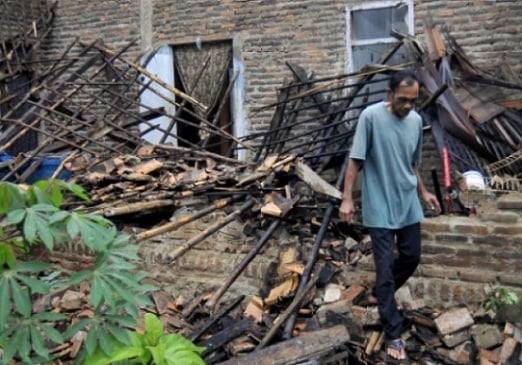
[368,223,421,340]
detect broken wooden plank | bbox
[215,325,350,365]
[103,199,174,217]
[260,192,300,218]
[189,295,245,342]
[264,274,299,307]
[205,220,281,310]
[257,272,320,349]
[294,160,342,200]
[168,198,255,261]
[135,195,242,241]
[365,330,381,355]
[199,317,254,357]
[244,296,264,324]
[424,23,446,61]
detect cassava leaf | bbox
[90,276,103,309]
[144,313,163,346]
[0,182,26,213]
[30,326,49,358]
[63,318,90,339]
[0,243,16,269]
[28,185,54,205]
[33,311,67,322]
[66,217,81,240]
[98,329,113,356]
[17,275,49,294]
[0,279,11,324]
[67,269,91,285]
[85,328,98,355]
[49,210,70,224]
[107,323,130,345]
[3,325,26,362]
[16,261,49,273]
[11,279,31,316]
[59,181,91,201]
[7,208,26,225]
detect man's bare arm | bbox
[339,158,362,222]
[413,166,441,213]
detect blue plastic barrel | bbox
[26,157,72,183]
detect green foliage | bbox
[84,313,206,365]
[0,180,157,364]
[483,286,520,313]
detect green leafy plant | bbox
[84,312,206,365]
[483,285,519,313]
[0,179,156,364]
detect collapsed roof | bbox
[0,7,521,191]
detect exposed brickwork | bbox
[40,0,522,139]
[38,2,522,306]
[414,0,522,79]
[346,193,522,307]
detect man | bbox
[339,69,441,363]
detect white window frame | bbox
[230,38,248,162]
[139,38,248,161]
[345,0,415,74]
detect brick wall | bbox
[414,0,522,79]
[345,192,522,308]
[134,192,522,308]
[40,0,522,137]
[38,1,522,306]
[138,207,282,299]
[50,192,522,308]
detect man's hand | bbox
[422,191,441,214]
[339,198,356,223]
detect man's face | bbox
[387,81,419,118]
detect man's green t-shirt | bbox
[349,101,424,229]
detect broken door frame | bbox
[138,37,247,161]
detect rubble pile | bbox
[1,5,521,364]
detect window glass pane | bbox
[352,43,410,71]
[352,43,412,104]
[351,4,408,40]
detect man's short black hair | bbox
[389,69,419,92]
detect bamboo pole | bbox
[168,198,255,261]
[202,70,239,150]
[154,144,247,166]
[103,199,175,217]
[160,55,212,144]
[135,195,242,242]
[204,219,281,311]
[82,40,207,111]
[281,154,349,339]
[2,118,98,155]
[189,295,245,342]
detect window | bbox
[139,39,247,160]
[346,1,414,104]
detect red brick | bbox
[493,225,522,235]
[452,224,489,235]
[421,221,451,233]
[434,233,470,244]
[458,269,498,283]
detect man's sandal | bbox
[385,338,410,364]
